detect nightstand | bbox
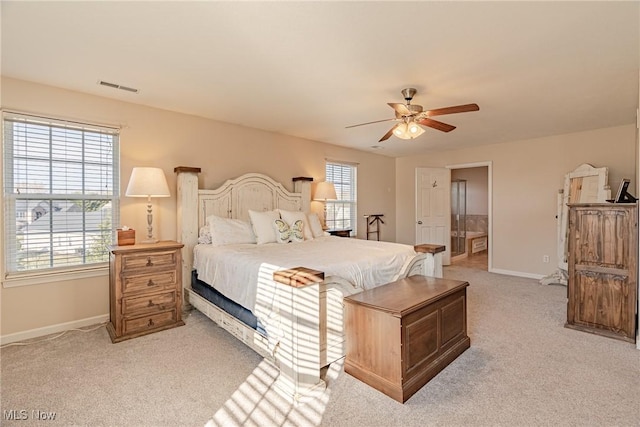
[107,241,185,343]
[327,228,352,238]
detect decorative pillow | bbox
[307,212,325,238]
[279,209,313,240]
[274,219,304,244]
[248,209,281,244]
[198,225,212,244]
[206,215,256,246]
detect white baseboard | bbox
[1,314,109,345]
[489,268,545,280]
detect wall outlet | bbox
[543,255,550,263]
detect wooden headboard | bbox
[173,168,313,296]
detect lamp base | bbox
[140,238,158,244]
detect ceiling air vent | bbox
[98,80,139,94]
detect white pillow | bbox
[274,219,304,244]
[307,212,325,238]
[248,209,281,244]
[279,209,313,240]
[206,215,256,246]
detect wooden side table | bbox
[107,241,185,343]
[414,244,446,278]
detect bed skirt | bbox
[191,270,266,336]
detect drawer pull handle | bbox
[147,279,156,287]
[146,257,154,267]
[148,319,155,327]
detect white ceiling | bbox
[2,1,638,157]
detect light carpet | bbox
[1,265,638,426]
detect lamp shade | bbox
[125,167,171,197]
[314,181,337,201]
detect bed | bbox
[174,168,443,400]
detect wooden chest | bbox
[344,275,470,403]
[107,241,185,343]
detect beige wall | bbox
[0,77,396,336]
[396,124,637,277]
[2,76,636,338]
[451,167,488,215]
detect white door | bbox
[415,167,451,265]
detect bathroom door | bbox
[415,167,451,265]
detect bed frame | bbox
[174,168,440,401]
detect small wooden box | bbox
[117,229,135,246]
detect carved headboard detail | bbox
[198,173,307,228]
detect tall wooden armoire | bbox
[566,203,637,343]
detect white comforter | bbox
[193,236,416,312]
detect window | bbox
[325,161,357,232]
[2,112,119,280]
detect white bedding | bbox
[193,236,416,312]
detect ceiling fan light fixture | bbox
[393,123,411,139]
[393,122,424,140]
[408,122,423,135]
[346,88,479,143]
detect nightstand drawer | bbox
[122,291,177,316]
[121,250,178,272]
[123,310,178,335]
[122,271,177,294]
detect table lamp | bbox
[125,167,170,243]
[313,181,337,229]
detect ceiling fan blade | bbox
[379,124,399,142]
[387,103,412,116]
[417,117,456,132]
[345,118,398,128]
[425,103,479,117]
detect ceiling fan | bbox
[346,88,479,142]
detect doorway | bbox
[448,162,491,271]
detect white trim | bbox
[325,158,359,166]
[2,265,108,288]
[2,109,121,131]
[446,161,492,169]
[0,314,109,345]
[489,267,545,281]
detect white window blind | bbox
[325,161,357,233]
[2,112,120,277]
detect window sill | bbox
[2,264,109,288]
